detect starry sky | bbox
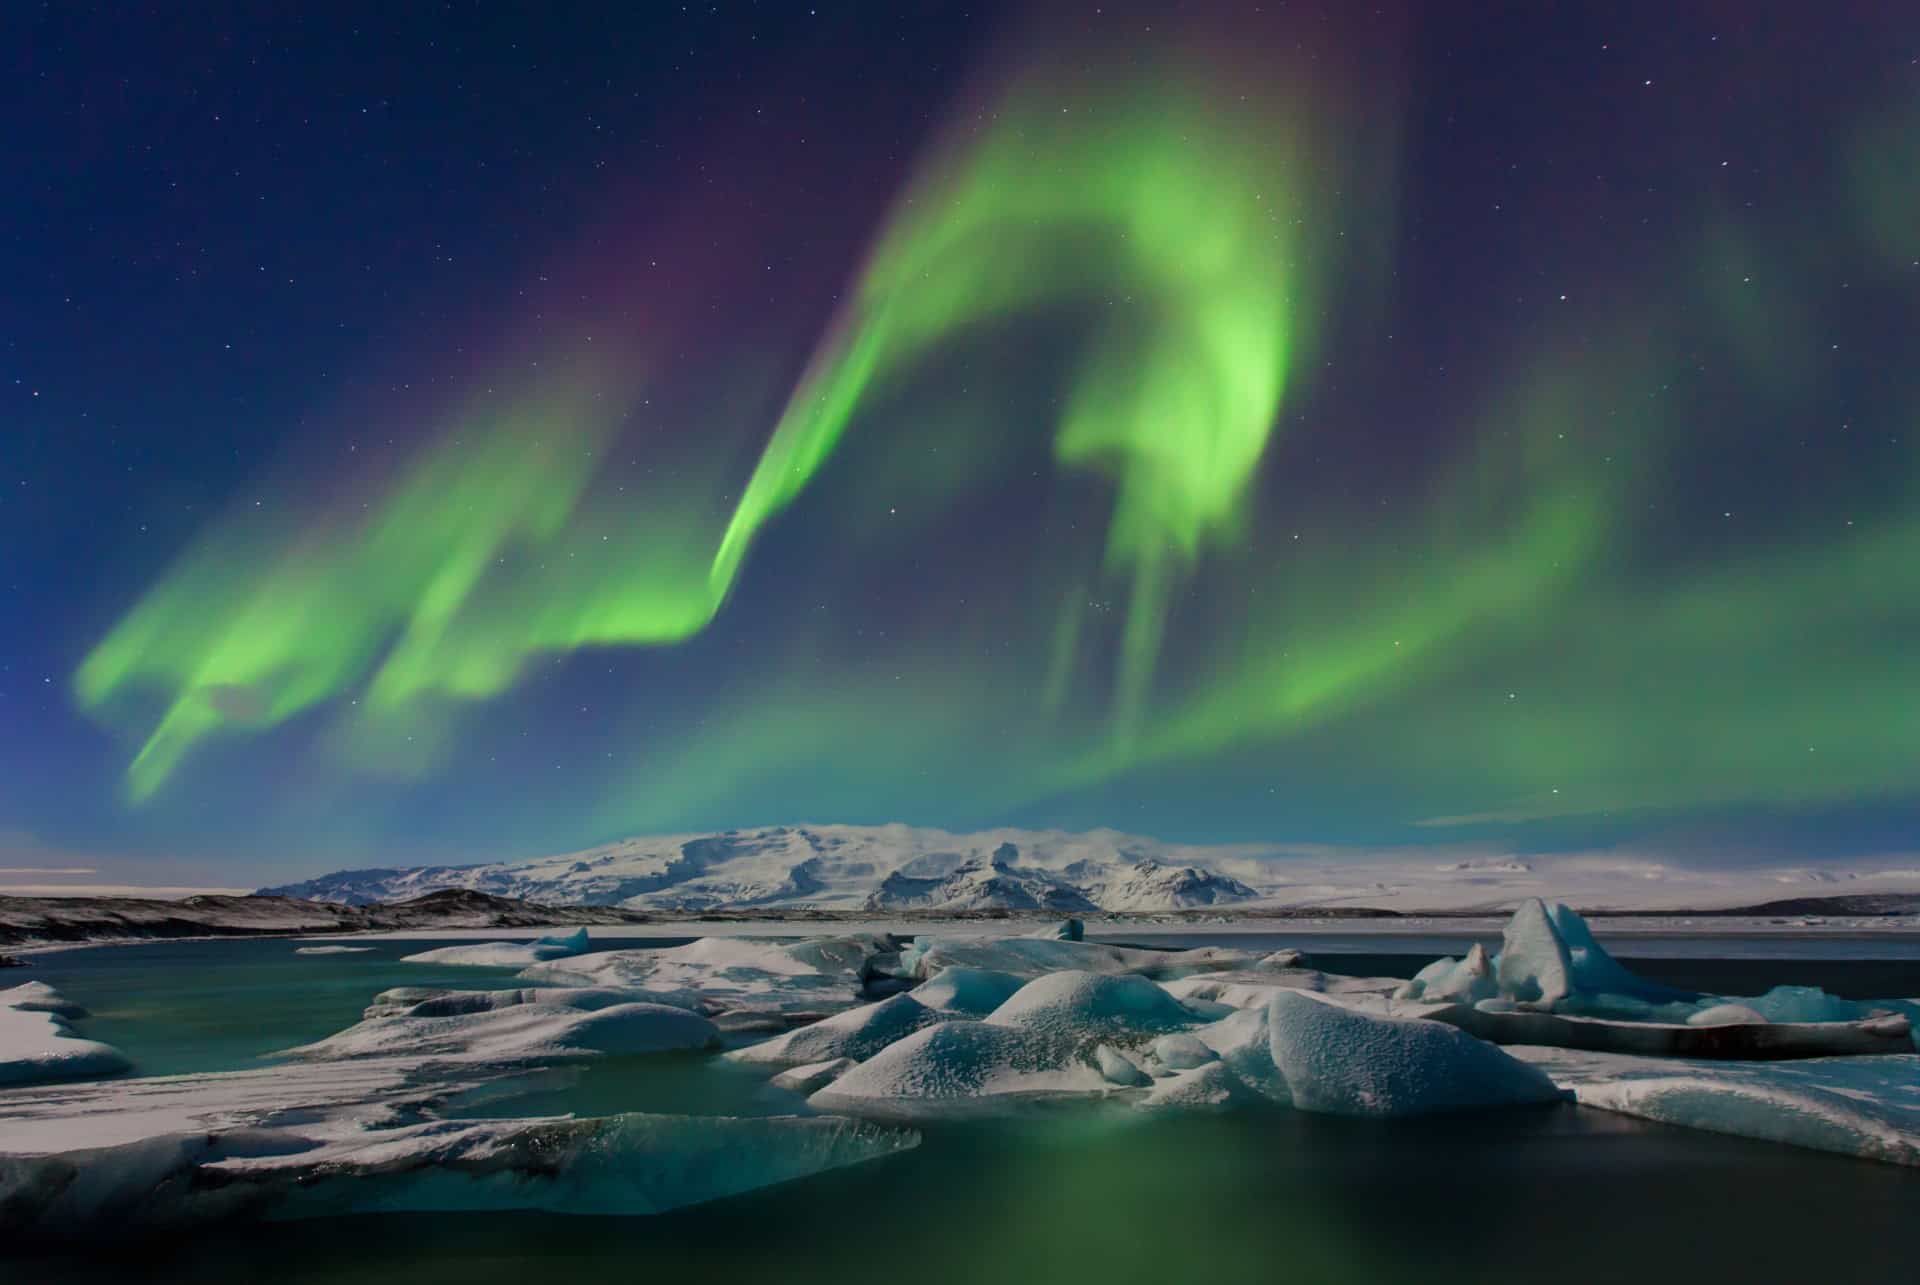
[6,3,1919,885]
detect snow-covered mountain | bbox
[260,823,1920,915]
[261,824,1270,913]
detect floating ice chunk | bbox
[808,1021,1111,1118]
[1494,899,1575,1008]
[521,934,896,1017]
[532,927,591,958]
[1164,968,1402,1014]
[1194,1005,1290,1102]
[0,984,131,1087]
[288,999,719,1063]
[403,942,561,968]
[401,928,593,969]
[1266,991,1564,1118]
[1,1109,918,1237]
[1396,943,1500,1005]
[910,966,1027,1015]
[727,993,960,1068]
[1151,1032,1217,1071]
[1431,1002,1909,1058]
[1517,1046,1920,1166]
[293,945,375,956]
[1093,1044,1151,1086]
[1737,985,1872,1025]
[985,971,1198,1054]
[1688,1004,1769,1027]
[1141,1060,1262,1111]
[1025,919,1085,941]
[2,981,88,1019]
[399,986,703,1020]
[1547,904,1691,1001]
[901,934,1259,983]
[770,1058,857,1095]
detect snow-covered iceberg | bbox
[1265,991,1564,1118]
[288,996,720,1063]
[520,933,899,1019]
[1397,899,1920,1056]
[1517,1046,1920,1166]
[0,1107,918,1238]
[401,927,594,969]
[898,933,1264,982]
[0,984,131,1087]
[726,993,960,1068]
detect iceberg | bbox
[769,1058,857,1095]
[293,945,376,955]
[0,1108,918,1238]
[401,926,594,969]
[288,998,720,1063]
[0,984,131,1087]
[1398,900,1918,1054]
[899,933,1262,983]
[1266,991,1564,1118]
[1518,1046,1920,1166]
[807,1020,1112,1118]
[1093,1044,1152,1086]
[726,993,960,1068]
[1150,1032,1217,1071]
[520,933,899,1018]
[910,966,1028,1015]
[985,970,1199,1054]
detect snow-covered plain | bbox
[5,900,1920,1242]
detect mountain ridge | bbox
[259,823,1920,916]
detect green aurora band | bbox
[70,55,1920,843]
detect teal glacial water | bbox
[7,937,1920,1284]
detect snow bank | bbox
[727,993,960,1068]
[1266,991,1564,1118]
[0,984,131,1087]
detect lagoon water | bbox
[8,935,1920,1283]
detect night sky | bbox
[6,3,1918,884]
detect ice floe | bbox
[401,926,594,968]
[1395,899,1920,1056]
[520,933,899,1019]
[0,1104,916,1237]
[726,992,961,1068]
[0,984,131,1087]
[1516,1046,1920,1166]
[288,997,720,1063]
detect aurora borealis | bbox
[8,4,1920,880]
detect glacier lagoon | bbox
[4,921,1920,1282]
